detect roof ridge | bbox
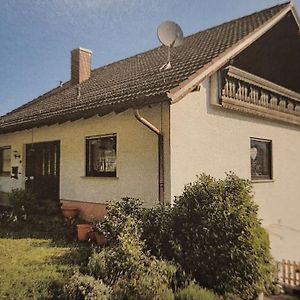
[184,1,291,38]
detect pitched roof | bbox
[0,2,291,134]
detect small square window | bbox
[86,135,117,177]
[250,138,272,180]
[0,147,11,174]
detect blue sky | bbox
[0,0,299,116]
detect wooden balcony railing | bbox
[220,66,300,126]
[277,260,300,291]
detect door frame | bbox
[25,140,61,200]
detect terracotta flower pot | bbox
[61,206,79,219]
[94,232,107,246]
[77,224,93,241]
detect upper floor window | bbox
[86,134,117,177]
[250,138,272,181]
[0,147,11,175]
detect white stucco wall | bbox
[170,78,300,261]
[0,102,170,207]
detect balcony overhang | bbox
[218,65,300,126]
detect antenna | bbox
[157,21,184,71]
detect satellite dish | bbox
[157,21,184,70]
[157,21,184,48]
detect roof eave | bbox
[168,2,294,104]
[0,93,169,135]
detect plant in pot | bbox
[88,222,107,246]
[76,223,93,241]
[61,205,79,219]
[92,229,107,246]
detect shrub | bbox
[111,259,176,300]
[142,205,192,291]
[88,217,145,284]
[95,197,144,244]
[171,173,273,299]
[63,272,111,300]
[265,261,283,295]
[175,282,218,300]
[5,188,80,241]
[89,211,177,299]
[142,204,174,259]
[0,206,13,225]
[7,188,63,224]
[8,188,37,222]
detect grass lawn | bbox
[0,197,95,299]
[0,238,73,299]
[0,226,91,300]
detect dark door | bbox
[25,141,60,200]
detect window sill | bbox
[251,179,274,183]
[80,176,119,179]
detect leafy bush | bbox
[175,282,218,300]
[88,217,145,284]
[86,175,273,299]
[95,197,144,244]
[4,188,80,241]
[142,204,174,259]
[90,209,176,299]
[171,173,273,299]
[111,259,176,300]
[64,272,111,300]
[7,188,63,224]
[265,261,283,296]
[7,188,37,222]
[0,206,13,224]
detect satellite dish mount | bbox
[157,21,183,71]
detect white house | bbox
[1,2,300,261]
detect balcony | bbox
[219,66,300,126]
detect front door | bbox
[25,141,60,200]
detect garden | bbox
[0,173,280,299]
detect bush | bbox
[64,272,111,300]
[8,188,67,223]
[88,217,145,284]
[142,204,174,259]
[95,197,144,244]
[7,188,37,222]
[111,259,176,300]
[175,282,218,300]
[90,207,177,299]
[4,188,80,241]
[171,173,273,299]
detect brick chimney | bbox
[71,48,92,85]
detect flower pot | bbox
[77,224,93,241]
[94,232,107,246]
[61,206,79,219]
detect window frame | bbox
[0,146,11,175]
[250,137,273,181]
[85,134,117,178]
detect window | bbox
[250,138,272,180]
[86,134,117,177]
[0,147,11,175]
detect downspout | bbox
[134,109,164,203]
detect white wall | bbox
[170,78,300,261]
[0,102,170,207]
